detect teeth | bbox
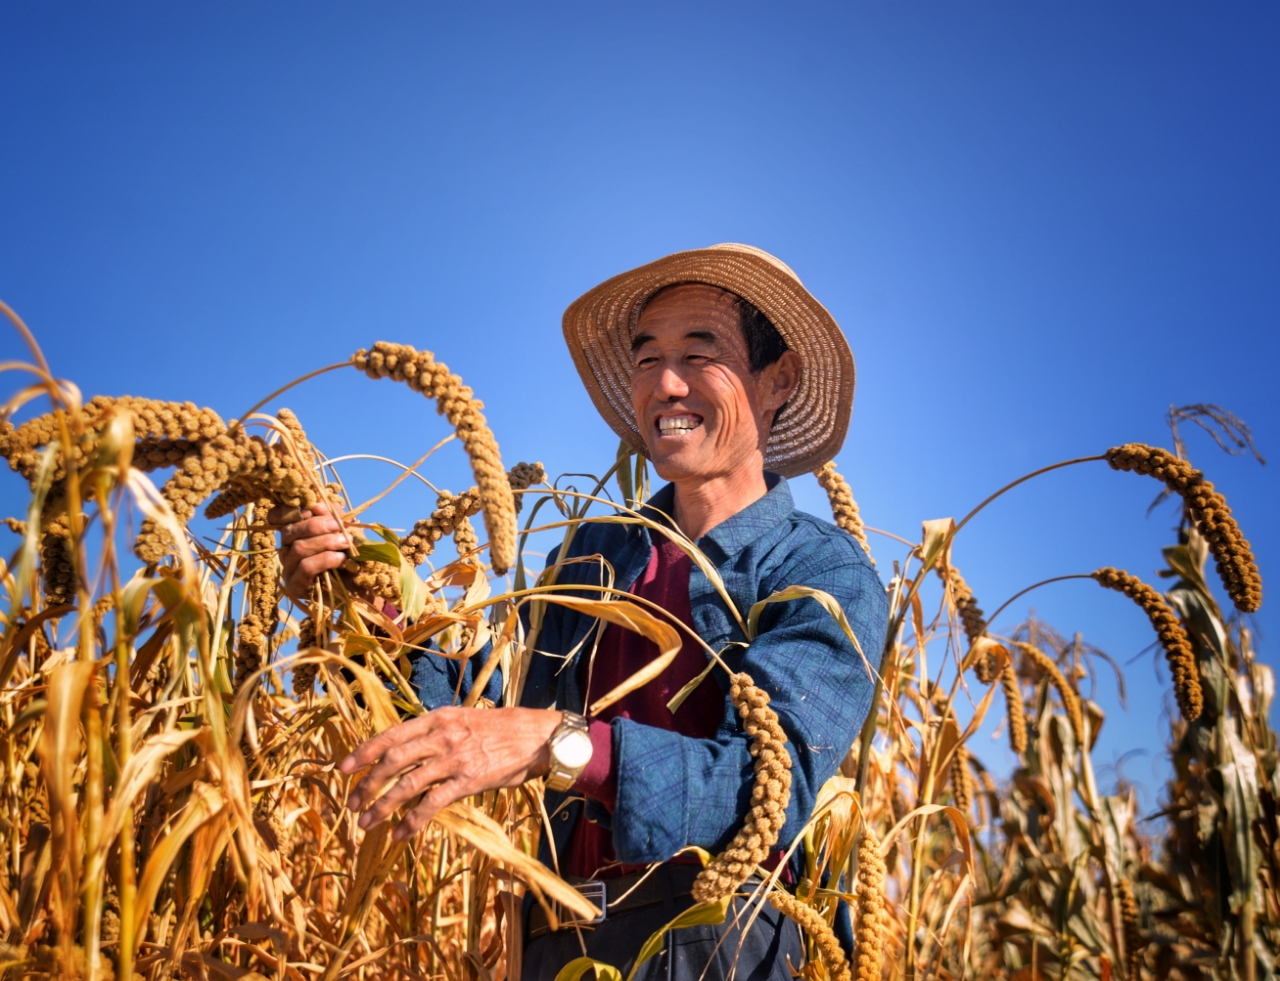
[658,416,700,432]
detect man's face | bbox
[629,284,797,484]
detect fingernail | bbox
[358,812,372,830]
[346,794,360,810]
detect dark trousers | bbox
[523,869,804,981]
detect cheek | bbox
[630,376,649,414]
[698,370,755,447]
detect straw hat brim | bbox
[561,244,855,478]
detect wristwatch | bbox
[544,711,593,792]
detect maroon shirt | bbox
[566,537,723,879]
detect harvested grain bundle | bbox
[234,500,281,691]
[1013,641,1085,746]
[692,673,792,903]
[855,828,888,981]
[1106,443,1261,612]
[814,460,874,566]
[769,889,851,981]
[1092,567,1202,721]
[352,342,516,573]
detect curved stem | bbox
[0,300,52,378]
[982,574,1095,628]
[345,437,456,518]
[229,361,351,435]
[953,455,1106,537]
[864,525,916,548]
[320,453,445,494]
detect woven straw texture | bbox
[562,244,856,477]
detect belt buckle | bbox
[555,879,607,928]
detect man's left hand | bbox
[339,706,562,841]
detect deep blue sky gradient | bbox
[2,3,1276,809]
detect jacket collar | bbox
[638,473,793,562]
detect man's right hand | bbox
[271,502,352,601]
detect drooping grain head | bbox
[353,342,517,573]
[769,889,852,981]
[692,673,793,903]
[1106,443,1261,613]
[1013,641,1086,746]
[814,461,875,566]
[1092,567,1202,721]
[855,827,888,981]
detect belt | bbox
[526,864,701,939]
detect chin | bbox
[643,446,702,483]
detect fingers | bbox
[276,502,352,600]
[338,707,563,841]
[340,715,437,777]
[280,512,345,547]
[283,550,348,601]
[357,753,457,830]
[343,721,443,812]
[392,780,465,842]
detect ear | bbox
[760,350,801,412]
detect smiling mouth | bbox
[655,414,703,437]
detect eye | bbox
[634,355,658,369]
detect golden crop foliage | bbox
[0,302,1270,981]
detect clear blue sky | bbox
[2,3,1276,808]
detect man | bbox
[277,244,887,979]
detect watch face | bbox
[556,729,594,769]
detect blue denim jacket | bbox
[409,474,887,872]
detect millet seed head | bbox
[1013,641,1086,746]
[769,890,852,981]
[507,461,546,515]
[1092,567,1203,721]
[692,672,793,903]
[814,461,875,566]
[1107,443,1261,612]
[1001,658,1029,755]
[352,342,517,574]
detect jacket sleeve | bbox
[606,536,887,864]
[407,640,503,710]
[407,542,573,711]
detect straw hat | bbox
[562,243,856,478]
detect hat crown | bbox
[706,243,803,286]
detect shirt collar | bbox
[639,473,794,561]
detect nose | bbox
[652,361,689,402]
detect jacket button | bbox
[560,811,570,821]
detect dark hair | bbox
[734,295,789,374]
